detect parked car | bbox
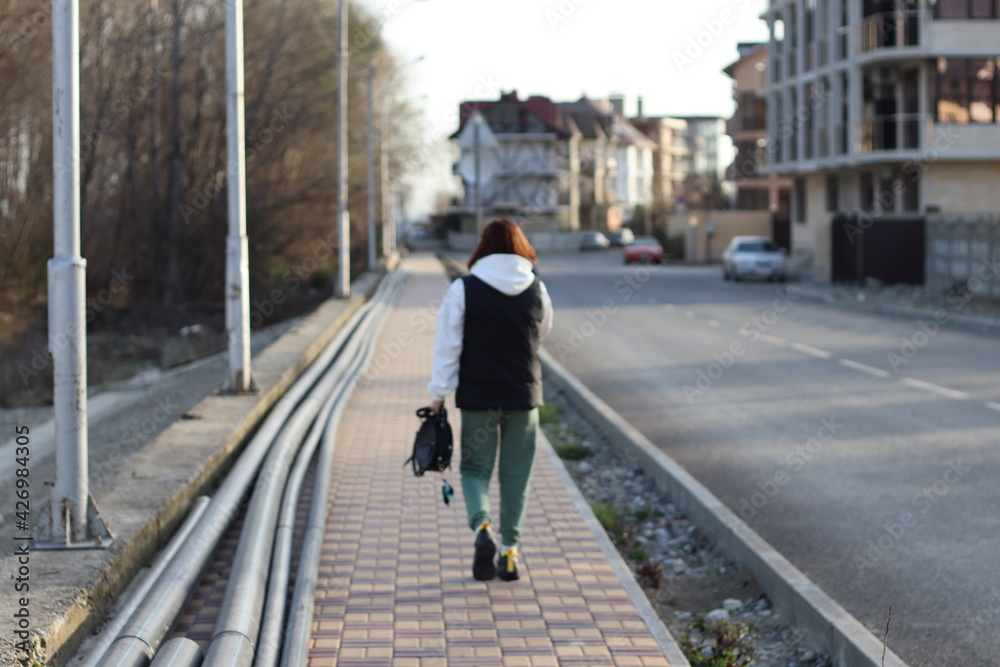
[579,231,610,251]
[607,228,635,247]
[722,236,787,281]
[623,236,664,264]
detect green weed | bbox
[681,618,757,667]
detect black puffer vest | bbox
[455,274,544,410]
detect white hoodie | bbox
[427,253,554,403]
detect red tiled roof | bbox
[453,90,572,138]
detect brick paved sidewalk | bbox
[308,254,679,667]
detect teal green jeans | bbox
[459,408,538,547]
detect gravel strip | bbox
[541,382,833,667]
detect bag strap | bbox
[415,406,447,421]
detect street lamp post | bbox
[370,58,424,262]
[335,0,350,297]
[366,64,377,270]
[41,0,113,549]
[224,0,251,393]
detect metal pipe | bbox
[80,497,210,667]
[225,0,251,392]
[241,279,398,666]
[148,638,203,667]
[255,310,375,666]
[204,274,403,666]
[280,273,404,667]
[335,0,350,298]
[200,400,317,667]
[94,293,378,667]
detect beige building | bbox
[724,43,793,217]
[560,96,658,232]
[631,105,689,228]
[762,0,1000,281]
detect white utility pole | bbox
[336,0,350,297]
[474,119,483,235]
[380,105,391,259]
[41,0,112,548]
[366,64,377,270]
[225,0,251,392]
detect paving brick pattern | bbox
[307,255,673,667]
[168,255,673,666]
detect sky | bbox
[355,0,770,217]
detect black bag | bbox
[405,406,453,476]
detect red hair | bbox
[468,218,537,268]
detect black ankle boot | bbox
[472,523,496,581]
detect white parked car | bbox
[722,236,787,282]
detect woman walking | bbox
[427,218,554,581]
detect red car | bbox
[623,237,664,264]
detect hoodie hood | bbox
[469,253,536,296]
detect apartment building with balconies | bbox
[676,116,730,211]
[451,91,580,234]
[630,107,689,226]
[725,42,794,214]
[763,0,1000,281]
[560,96,656,232]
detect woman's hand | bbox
[429,399,444,415]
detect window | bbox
[794,178,806,222]
[934,0,1000,17]
[903,171,920,212]
[737,240,781,252]
[860,172,874,211]
[789,88,799,162]
[972,0,997,16]
[936,58,999,123]
[879,175,897,213]
[826,174,839,212]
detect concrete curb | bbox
[788,285,1000,331]
[539,348,910,667]
[2,270,386,667]
[537,431,692,666]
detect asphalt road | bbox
[538,251,1000,667]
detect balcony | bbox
[730,115,768,134]
[836,27,849,61]
[856,113,930,153]
[818,36,828,67]
[818,130,830,159]
[860,11,921,52]
[834,124,847,156]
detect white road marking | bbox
[707,320,721,328]
[838,358,891,378]
[790,342,833,359]
[758,334,788,346]
[901,378,969,400]
[986,402,1000,413]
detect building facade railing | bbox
[860,10,922,52]
[856,113,931,153]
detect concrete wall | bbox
[801,173,831,281]
[926,162,1000,213]
[929,21,1000,54]
[932,124,1000,159]
[667,210,772,263]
